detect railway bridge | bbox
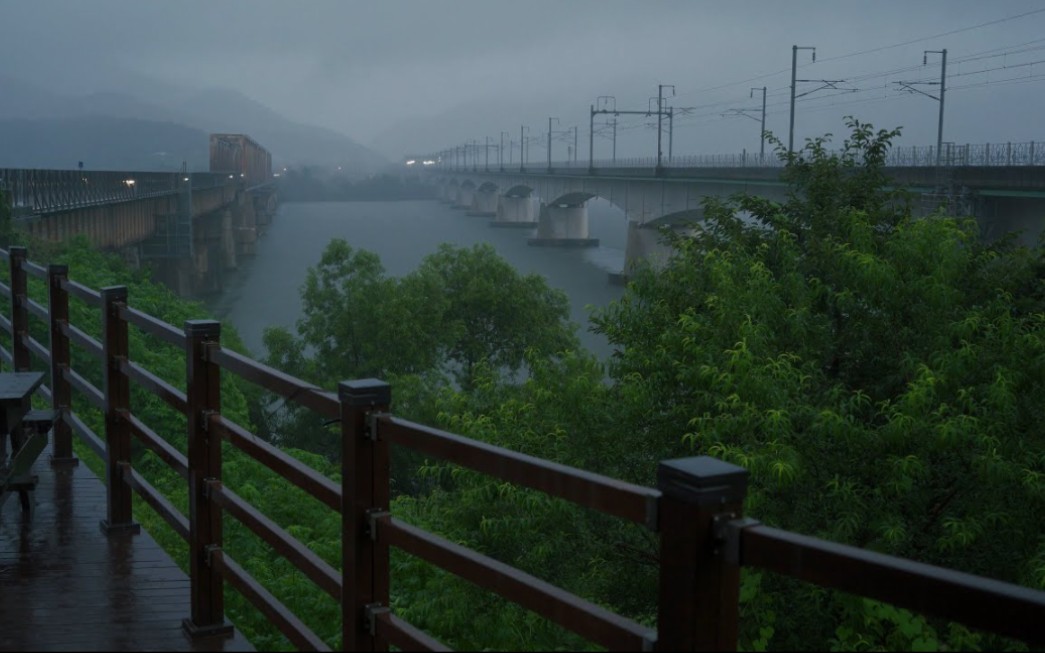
[0,133,277,296]
[423,141,1045,278]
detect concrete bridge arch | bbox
[467,181,500,216]
[453,179,477,210]
[441,178,460,204]
[429,170,789,274]
[489,184,539,227]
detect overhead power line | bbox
[675,7,1045,100]
[814,7,1045,65]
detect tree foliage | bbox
[590,118,1045,649]
[353,119,1044,650]
[262,240,579,458]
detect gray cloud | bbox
[3,0,1043,161]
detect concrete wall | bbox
[20,195,176,249]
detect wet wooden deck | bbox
[0,442,254,651]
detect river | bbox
[205,198,631,362]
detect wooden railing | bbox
[1,244,1042,651]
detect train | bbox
[209,133,272,186]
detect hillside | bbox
[0,116,209,170]
[0,76,385,172]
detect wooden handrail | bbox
[376,514,655,650]
[378,415,661,528]
[1,243,1042,651]
[741,524,1045,643]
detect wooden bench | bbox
[1,409,58,514]
[22,409,58,435]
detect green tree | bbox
[590,118,1045,649]
[265,239,444,382]
[261,239,580,459]
[413,242,579,389]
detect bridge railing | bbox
[1,245,1042,651]
[432,140,1044,173]
[0,168,239,216]
[661,141,1045,168]
[0,168,177,214]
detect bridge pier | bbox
[150,258,197,297]
[221,209,238,270]
[231,196,255,257]
[467,186,499,217]
[145,187,277,298]
[439,181,457,204]
[253,188,278,231]
[490,195,538,228]
[975,195,1045,246]
[453,182,475,210]
[609,219,679,285]
[527,202,598,247]
[230,189,273,258]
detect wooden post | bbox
[48,264,76,465]
[182,319,232,638]
[340,378,392,652]
[656,456,749,651]
[8,246,30,372]
[100,286,138,534]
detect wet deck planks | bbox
[0,442,254,651]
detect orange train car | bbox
[209,133,272,186]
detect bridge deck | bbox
[0,441,253,652]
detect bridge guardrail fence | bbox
[0,245,1042,650]
[430,140,1043,173]
[0,168,239,216]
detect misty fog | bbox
[1,1,1042,172]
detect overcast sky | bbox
[4,1,1044,162]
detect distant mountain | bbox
[0,76,69,121]
[77,91,183,123]
[0,76,385,173]
[0,116,209,171]
[171,88,387,173]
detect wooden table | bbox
[0,371,46,514]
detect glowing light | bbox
[273,173,281,177]
[183,177,190,181]
[422,160,435,166]
[405,160,416,166]
[123,179,136,186]
[229,175,235,179]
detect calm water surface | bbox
[205,199,630,361]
